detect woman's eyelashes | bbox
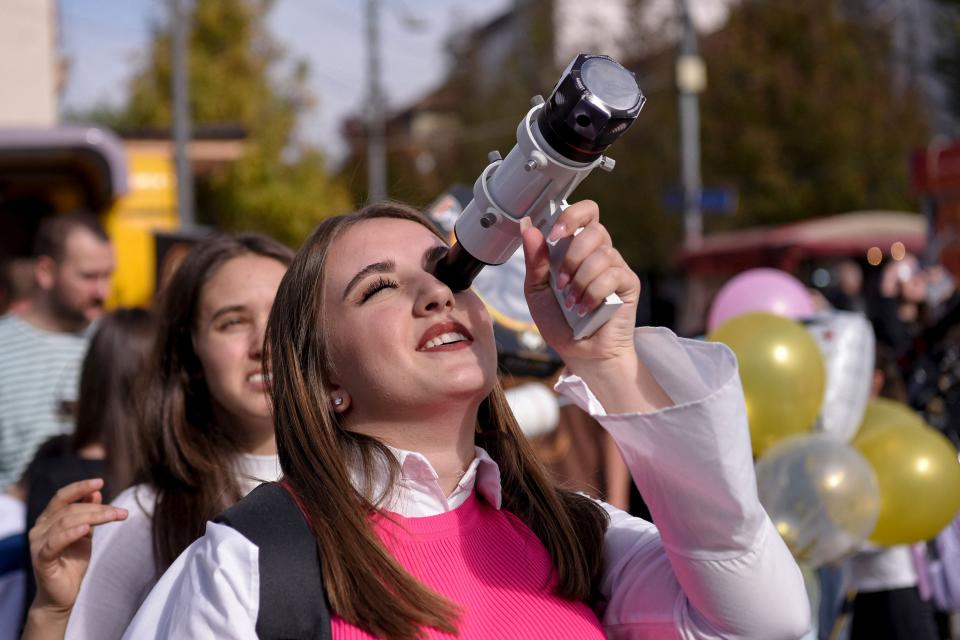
[216,316,247,331]
[360,276,399,303]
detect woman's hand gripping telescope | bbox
[521,201,670,414]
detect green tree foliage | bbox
[698,0,928,229]
[114,0,351,247]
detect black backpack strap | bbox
[215,482,332,640]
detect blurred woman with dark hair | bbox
[23,233,293,640]
[23,307,155,502]
[21,308,155,601]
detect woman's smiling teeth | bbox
[420,332,468,351]
[247,372,271,384]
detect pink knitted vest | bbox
[330,492,606,639]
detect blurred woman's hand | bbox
[22,478,127,638]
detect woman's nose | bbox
[249,321,266,358]
[414,277,455,316]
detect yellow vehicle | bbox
[103,145,180,306]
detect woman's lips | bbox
[420,335,472,352]
[417,321,473,351]
[246,371,271,390]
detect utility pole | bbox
[366,0,387,203]
[675,0,705,248]
[171,0,195,228]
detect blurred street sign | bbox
[663,187,738,214]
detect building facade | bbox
[0,0,62,126]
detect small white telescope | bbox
[434,54,645,339]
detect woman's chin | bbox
[236,400,274,425]
[448,377,497,407]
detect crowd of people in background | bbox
[829,253,960,449]
[813,253,960,640]
[0,206,957,640]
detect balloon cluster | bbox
[706,269,960,567]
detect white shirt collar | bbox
[352,445,502,517]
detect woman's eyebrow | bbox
[210,304,247,322]
[423,244,449,267]
[342,260,396,300]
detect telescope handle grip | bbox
[547,229,623,340]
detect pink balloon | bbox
[707,268,816,331]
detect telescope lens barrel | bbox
[536,54,645,163]
[434,242,487,292]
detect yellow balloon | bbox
[855,424,960,545]
[708,312,826,457]
[852,398,925,446]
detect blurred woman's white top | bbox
[64,453,281,640]
[122,328,811,640]
[849,545,919,593]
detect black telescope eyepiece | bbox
[537,54,645,163]
[434,242,486,292]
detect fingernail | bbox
[564,292,576,309]
[576,303,590,317]
[556,272,570,289]
[548,223,567,243]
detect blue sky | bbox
[58,0,511,159]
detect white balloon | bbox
[756,434,881,568]
[807,311,875,442]
[505,383,560,439]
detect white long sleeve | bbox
[66,485,159,640]
[556,327,810,639]
[124,328,809,640]
[121,522,260,640]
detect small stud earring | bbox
[333,397,343,406]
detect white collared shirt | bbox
[374,445,503,514]
[121,328,811,640]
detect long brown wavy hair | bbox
[136,233,293,573]
[267,202,610,639]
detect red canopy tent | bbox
[679,211,926,277]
